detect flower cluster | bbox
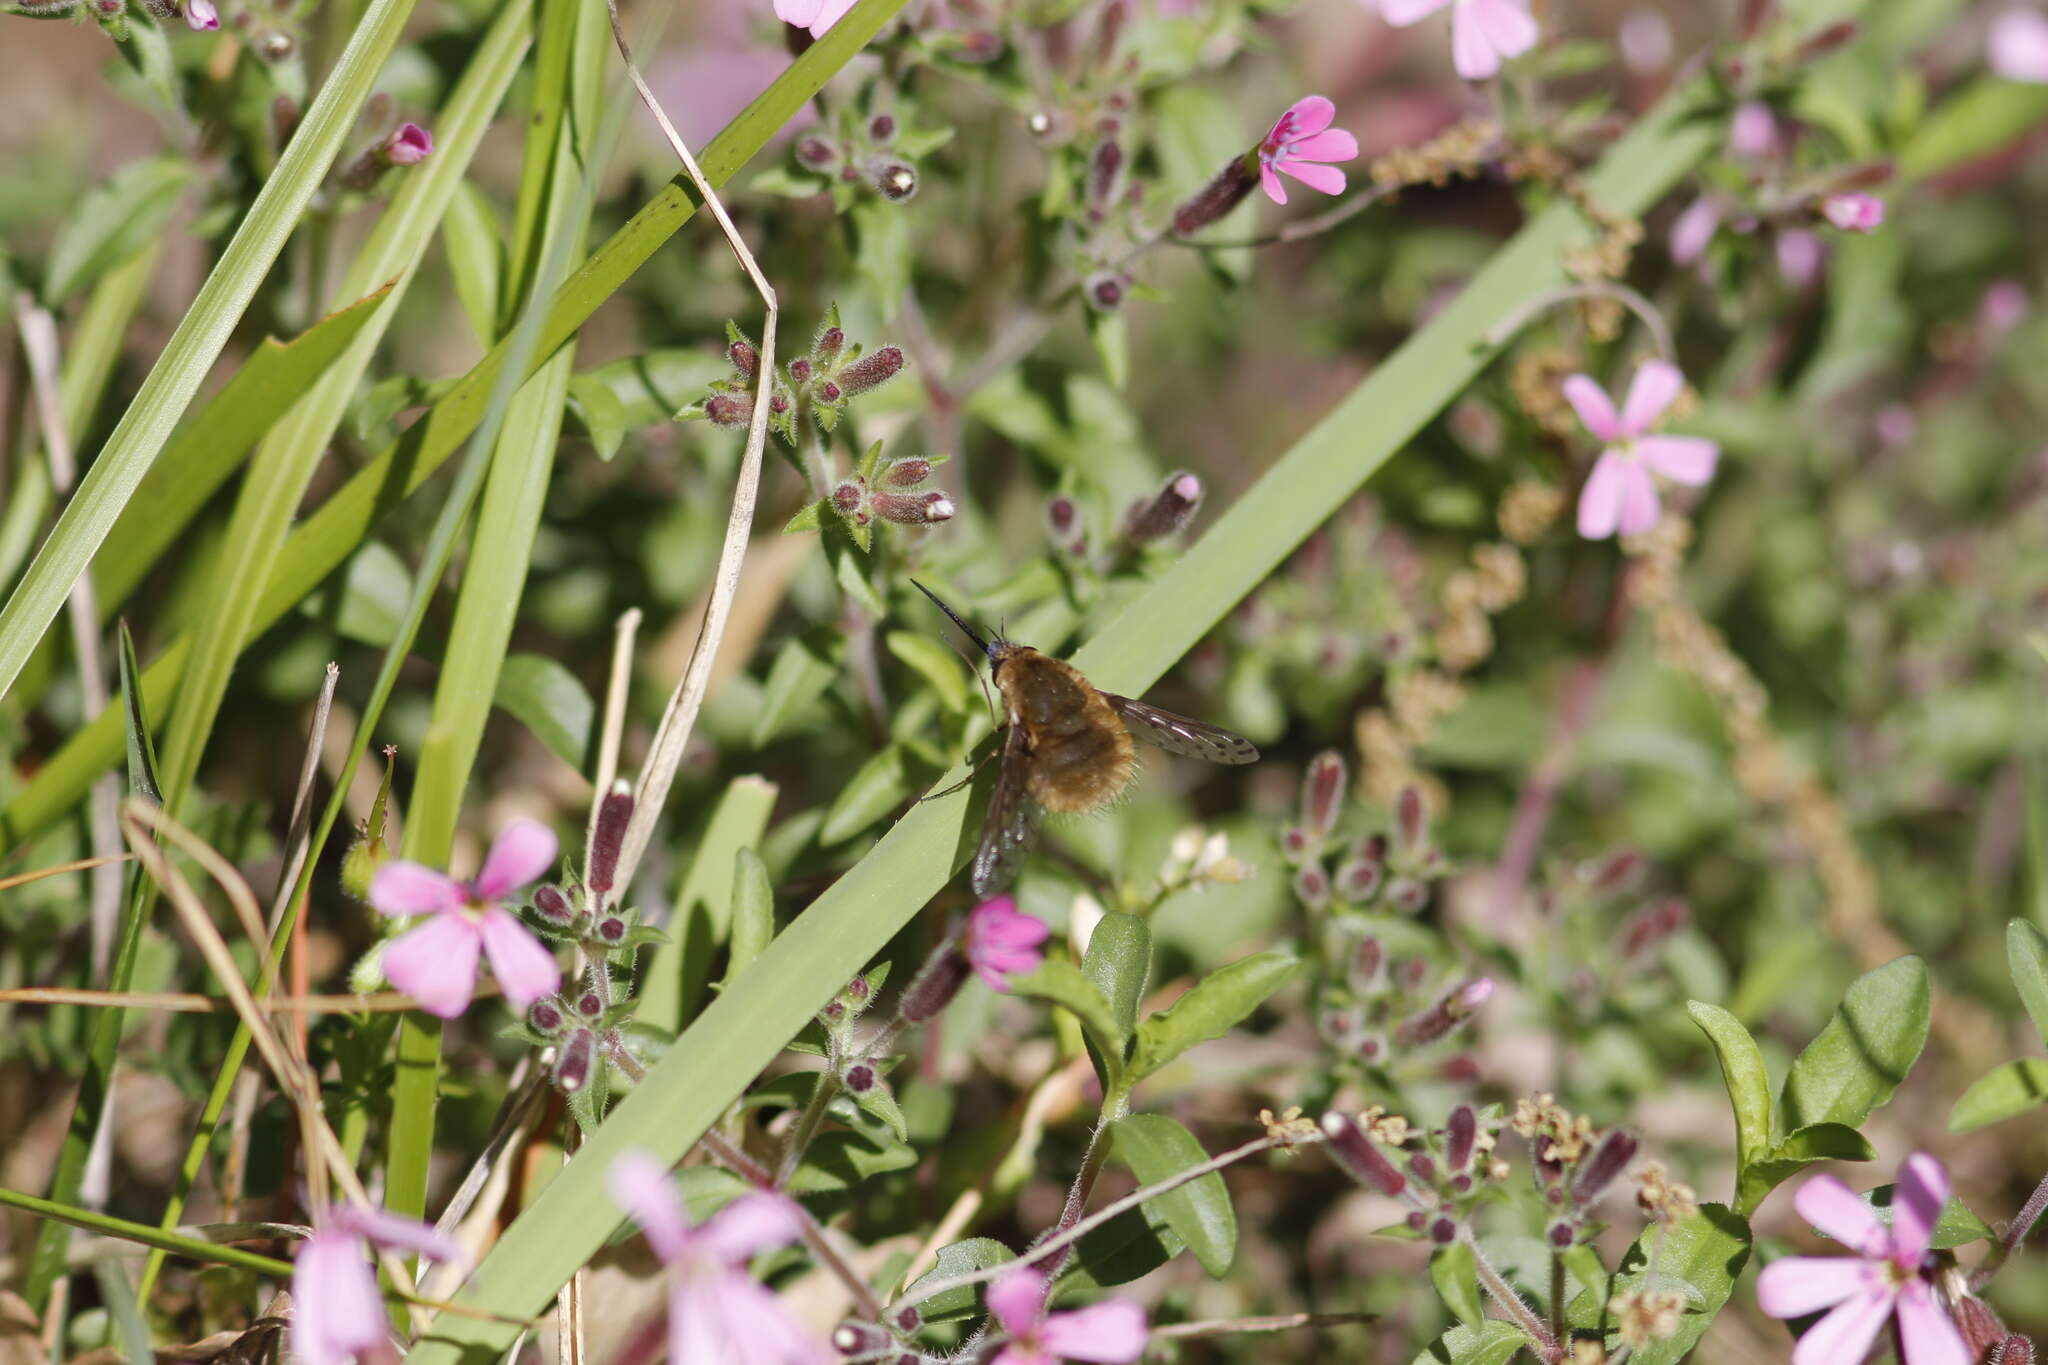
[830,448,956,534]
[697,311,905,446]
[1284,753,1445,918]
[793,109,924,204]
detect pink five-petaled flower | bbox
[1822,192,1884,232]
[987,1267,1148,1365]
[1990,8,2048,83]
[1756,1154,1971,1365]
[963,896,1050,991]
[292,1204,464,1365]
[1380,0,1539,81]
[382,123,433,166]
[1564,360,1720,540]
[773,0,856,38]
[606,1151,830,1365]
[185,0,218,30]
[369,818,562,1018]
[1255,96,1358,206]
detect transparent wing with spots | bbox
[972,722,1045,896]
[1104,695,1260,766]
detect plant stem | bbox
[1464,1231,1561,1363]
[695,1126,884,1321]
[1484,280,1675,359]
[776,1070,843,1189]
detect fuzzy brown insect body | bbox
[912,581,1258,895]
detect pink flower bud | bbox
[1301,751,1346,839]
[787,356,812,384]
[530,884,578,926]
[1321,1112,1406,1196]
[796,136,840,172]
[1395,785,1427,852]
[554,1029,595,1091]
[1445,1105,1476,1171]
[868,113,896,143]
[1294,864,1331,910]
[382,123,433,167]
[897,947,972,1024]
[529,999,567,1037]
[1728,100,1778,158]
[874,491,955,525]
[1171,157,1257,236]
[587,780,632,897]
[1125,471,1203,543]
[838,346,904,397]
[813,325,845,362]
[185,0,218,30]
[704,393,753,427]
[872,159,919,201]
[727,337,758,376]
[1571,1128,1638,1203]
[1821,192,1884,232]
[883,457,932,488]
[594,916,627,946]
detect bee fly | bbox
[910,580,1259,895]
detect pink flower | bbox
[1776,229,1824,288]
[964,896,1050,991]
[987,1267,1148,1365]
[1616,8,1672,74]
[1989,7,2048,82]
[1380,0,1539,81]
[1729,100,1779,159]
[369,818,562,1018]
[774,0,857,38]
[606,1151,829,1365]
[1756,1154,1971,1365]
[1255,96,1358,206]
[1564,360,1720,540]
[292,1204,463,1365]
[1822,192,1884,232]
[185,0,218,30]
[383,124,434,167]
[1668,197,1722,265]
[1978,278,2028,337]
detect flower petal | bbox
[1669,197,1721,266]
[987,1267,1051,1339]
[1289,129,1359,164]
[1038,1300,1150,1362]
[1891,1152,1950,1266]
[1793,1173,1887,1257]
[1615,463,1661,537]
[369,862,464,918]
[1636,435,1719,486]
[382,913,483,1018]
[1450,6,1503,79]
[607,1150,695,1264]
[1561,375,1621,441]
[473,817,559,900]
[806,0,859,38]
[1468,0,1538,60]
[478,909,561,1008]
[1576,451,1628,540]
[1756,1256,1877,1318]
[1894,1280,1972,1365]
[1991,8,2048,82]
[1279,160,1348,196]
[773,0,825,28]
[700,1193,806,1266]
[1776,229,1823,288]
[1380,0,1452,24]
[330,1204,466,1267]
[714,1272,833,1364]
[1259,162,1288,206]
[292,1231,385,1365]
[1790,1288,1893,1365]
[1278,94,1335,137]
[1619,359,1684,434]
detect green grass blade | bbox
[399,80,1720,1365]
[0,0,420,701]
[0,0,912,857]
[0,1187,292,1280]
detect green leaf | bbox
[1109,1113,1236,1277]
[1686,1001,1775,1214]
[1948,1059,2048,1133]
[641,775,779,1033]
[301,540,412,646]
[1898,77,2048,184]
[42,158,193,305]
[752,632,841,749]
[785,1128,919,1193]
[1128,951,1298,1083]
[1053,1198,1185,1296]
[1428,1242,1484,1328]
[1741,1122,1876,1202]
[723,848,774,986]
[902,1238,1014,1324]
[442,179,507,345]
[1082,913,1151,1045]
[1086,308,1128,390]
[850,197,913,319]
[492,654,596,772]
[885,630,971,714]
[2009,920,2048,1049]
[110,12,181,113]
[1412,1321,1530,1365]
[847,1076,909,1144]
[116,621,161,806]
[783,498,829,535]
[819,744,910,845]
[1858,1185,1995,1250]
[1780,956,1930,1134]
[566,370,630,460]
[1010,957,1126,1069]
[1604,1205,1751,1365]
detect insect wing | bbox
[1104,694,1259,765]
[972,722,1044,896]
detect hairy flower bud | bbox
[874,490,955,525]
[1089,140,1123,206]
[796,137,840,172]
[1446,1105,1477,1172]
[1294,864,1331,910]
[898,942,973,1024]
[1429,1217,1458,1245]
[1125,471,1202,543]
[588,780,632,897]
[833,1323,891,1356]
[868,113,897,143]
[1621,896,1689,957]
[1395,785,1427,852]
[1387,876,1429,914]
[1353,937,1384,987]
[704,393,753,427]
[1395,978,1492,1046]
[814,325,845,362]
[832,481,866,517]
[1046,495,1080,544]
[1993,1336,2033,1365]
[1084,271,1128,312]
[528,999,567,1038]
[382,123,433,167]
[883,457,931,488]
[1572,1129,1639,1203]
[1171,156,1257,236]
[838,345,905,396]
[1409,1151,1438,1182]
[1322,1112,1406,1196]
[594,915,627,947]
[1301,751,1347,839]
[873,159,919,201]
[576,991,603,1020]
[844,1061,877,1093]
[530,884,577,927]
[555,1029,595,1091]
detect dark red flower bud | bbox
[787,356,812,384]
[1095,0,1125,61]
[1387,876,1429,913]
[814,325,844,362]
[1993,1335,2033,1365]
[555,1029,595,1091]
[1281,825,1312,862]
[1323,1112,1405,1196]
[595,916,627,946]
[1588,848,1643,894]
[588,780,632,897]
[1085,272,1128,312]
[1339,856,1383,901]
[1171,156,1257,236]
[1125,471,1202,543]
[704,393,753,426]
[529,999,566,1037]
[1395,979,1492,1046]
[1353,937,1384,986]
[874,490,955,525]
[815,379,843,404]
[839,346,905,396]
[796,137,840,172]
[1572,1129,1638,1203]
[898,940,972,1024]
[1409,1151,1438,1182]
[832,1323,890,1356]
[873,159,919,201]
[577,991,603,1019]
[770,393,790,414]
[868,113,896,142]
[1396,785,1427,852]
[1548,1220,1577,1248]
[1301,751,1347,839]
[531,884,577,926]
[727,337,758,376]
[956,28,1001,61]
[884,457,932,488]
[1430,1217,1458,1244]
[1446,1105,1477,1171]
[1794,19,1859,60]
[1294,864,1331,910]
[1090,140,1123,205]
[844,1061,876,1093]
